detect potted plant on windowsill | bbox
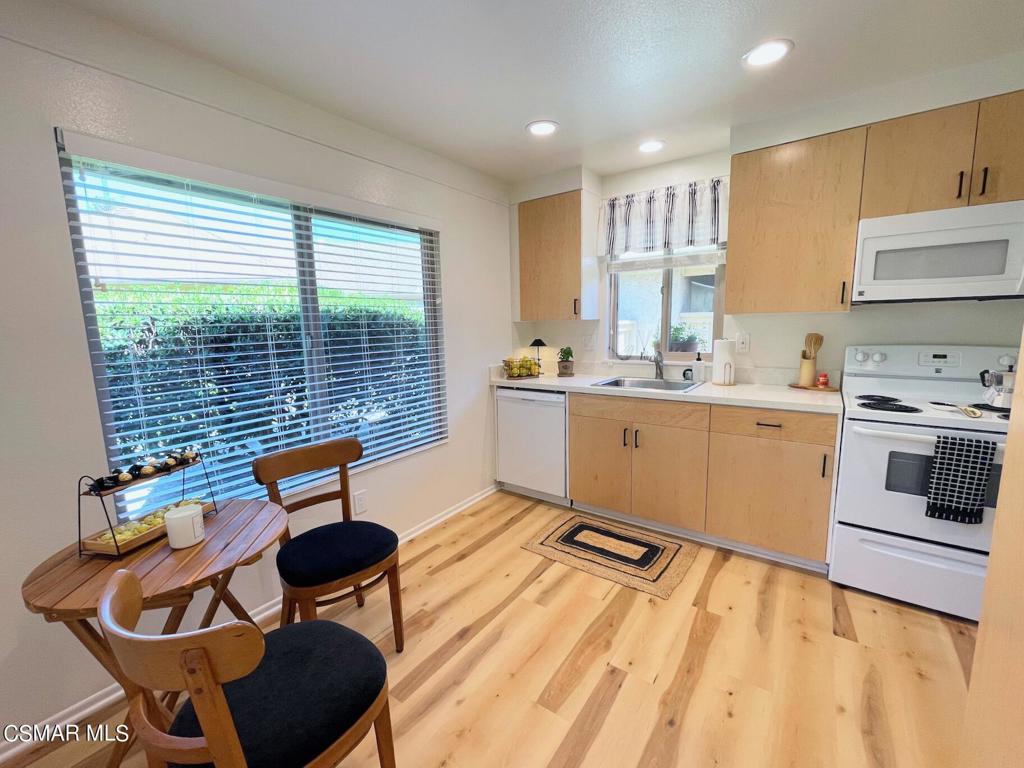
[557,346,574,377]
[668,323,701,353]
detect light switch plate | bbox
[353,490,368,516]
[736,331,751,354]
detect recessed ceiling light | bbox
[742,39,794,67]
[526,120,559,136]
[638,139,665,154]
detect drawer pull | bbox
[756,421,783,429]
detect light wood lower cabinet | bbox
[706,432,833,561]
[631,423,708,531]
[568,394,709,528]
[568,414,632,513]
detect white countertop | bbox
[489,371,843,414]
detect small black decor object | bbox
[77,447,219,558]
[530,338,546,364]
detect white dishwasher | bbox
[496,387,567,499]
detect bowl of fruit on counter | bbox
[503,356,541,378]
[80,498,206,556]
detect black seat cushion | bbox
[276,520,398,588]
[170,620,386,768]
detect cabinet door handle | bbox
[839,280,846,305]
[821,453,828,478]
[634,429,640,448]
[957,170,965,199]
[756,421,783,429]
[623,427,628,447]
[980,166,989,196]
[573,298,579,316]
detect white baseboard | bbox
[0,484,497,766]
[0,683,124,765]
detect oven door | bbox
[852,201,1024,303]
[835,420,1004,552]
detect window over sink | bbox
[600,178,728,360]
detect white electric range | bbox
[830,345,1013,620]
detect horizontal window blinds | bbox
[61,153,447,518]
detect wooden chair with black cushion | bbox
[251,437,404,651]
[97,569,396,768]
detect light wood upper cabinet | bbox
[861,102,980,218]
[518,190,584,321]
[706,432,832,561]
[725,127,867,314]
[971,90,1024,205]
[631,423,708,531]
[568,413,632,513]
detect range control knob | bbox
[854,351,869,363]
[871,352,887,363]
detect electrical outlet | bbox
[736,331,751,354]
[584,332,596,351]
[353,490,369,516]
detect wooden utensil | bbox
[804,332,823,359]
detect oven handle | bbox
[850,425,1005,459]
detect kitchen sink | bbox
[592,377,702,393]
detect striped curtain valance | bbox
[599,176,729,266]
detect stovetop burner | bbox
[970,403,1011,414]
[855,395,901,403]
[857,401,923,413]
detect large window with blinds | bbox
[61,152,446,517]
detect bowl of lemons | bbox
[503,356,541,378]
[83,498,204,556]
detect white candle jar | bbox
[165,503,205,549]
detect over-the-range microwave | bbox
[852,200,1024,304]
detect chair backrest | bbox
[251,437,364,520]
[98,570,265,767]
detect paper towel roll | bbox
[712,339,736,386]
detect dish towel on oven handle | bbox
[925,435,998,524]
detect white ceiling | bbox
[67,0,1024,182]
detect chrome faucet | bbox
[646,349,664,379]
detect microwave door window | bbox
[873,239,1009,281]
[885,450,1002,507]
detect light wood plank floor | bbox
[19,491,976,768]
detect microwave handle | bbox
[850,425,1004,459]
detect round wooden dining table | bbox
[21,498,288,767]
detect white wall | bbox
[732,50,1024,154]
[0,0,513,733]
[725,302,1024,382]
